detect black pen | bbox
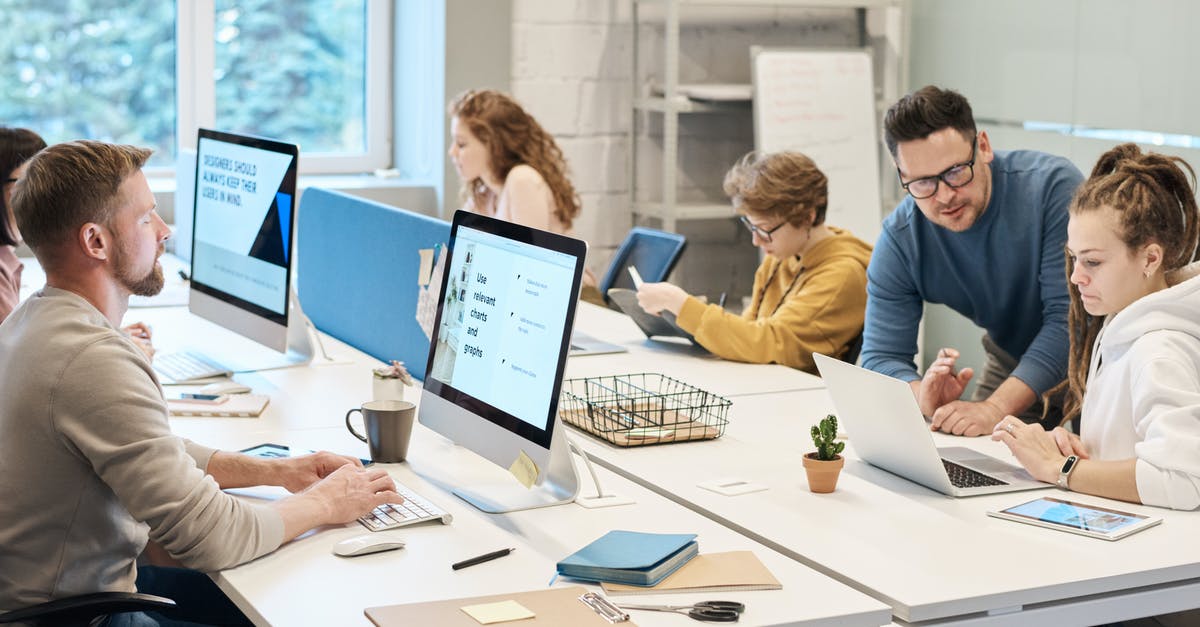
[451,547,515,570]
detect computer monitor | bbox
[185,128,310,370]
[420,210,586,513]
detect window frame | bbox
[173,0,391,176]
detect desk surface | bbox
[571,389,1200,624]
[569,303,824,397]
[179,426,891,627]
[152,312,889,627]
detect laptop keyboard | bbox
[154,351,232,383]
[942,459,1008,488]
[358,481,453,531]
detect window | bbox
[0,0,390,174]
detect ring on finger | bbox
[1004,423,1015,434]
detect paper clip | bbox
[579,591,630,623]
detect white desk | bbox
[152,315,890,627]
[570,390,1200,625]
[178,425,892,627]
[569,303,825,397]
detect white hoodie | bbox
[1080,275,1200,510]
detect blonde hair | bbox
[449,89,581,229]
[722,151,828,227]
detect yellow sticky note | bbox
[460,600,536,625]
[417,248,435,286]
[508,450,539,489]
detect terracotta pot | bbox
[802,453,844,493]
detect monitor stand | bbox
[191,290,316,374]
[453,423,634,513]
[453,419,580,514]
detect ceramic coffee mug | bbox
[345,400,416,463]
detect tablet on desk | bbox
[988,496,1162,541]
[241,443,372,467]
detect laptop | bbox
[812,353,1047,497]
[569,331,627,357]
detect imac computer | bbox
[420,210,586,513]
[154,129,312,382]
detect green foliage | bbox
[810,414,844,461]
[0,0,367,167]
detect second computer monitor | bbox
[420,210,587,513]
[189,128,299,353]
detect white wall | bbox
[910,0,1200,379]
[510,0,862,302]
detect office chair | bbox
[0,592,175,626]
[598,227,687,310]
[841,331,865,365]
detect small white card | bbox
[698,477,769,496]
[460,600,535,624]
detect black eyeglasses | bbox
[3,178,16,184]
[739,215,787,243]
[897,137,977,200]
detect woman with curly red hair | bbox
[447,89,581,236]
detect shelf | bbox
[634,202,734,221]
[635,96,750,114]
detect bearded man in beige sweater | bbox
[0,141,403,623]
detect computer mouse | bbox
[199,380,253,395]
[331,534,405,558]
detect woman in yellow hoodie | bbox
[636,151,872,373]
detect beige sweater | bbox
[0,287,283,611]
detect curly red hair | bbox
[449,89,581,229]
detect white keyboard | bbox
[358,481,453,531]
[153,351,233,383]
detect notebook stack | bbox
[556,530,699,587]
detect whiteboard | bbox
[752,48,881,243]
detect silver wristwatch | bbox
[1057,455,1079,490]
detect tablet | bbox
[988,496,1162,541]
[240,443,372,466]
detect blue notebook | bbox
[556,530,699,587]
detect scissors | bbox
[619,600,745,622]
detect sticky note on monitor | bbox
[417,248,435,286]
[508,450,540,489]
[460,600,535,625]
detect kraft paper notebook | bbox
[364,585,640,626]
[601,550,782,595]
[167,394,269,418]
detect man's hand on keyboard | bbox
[276,464,405,541]
[304,465,404,525]
[274,451,364,493]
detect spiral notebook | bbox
[167,394,270,417]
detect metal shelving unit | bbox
[629,0,905,232]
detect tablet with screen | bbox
[988,496,1162,540]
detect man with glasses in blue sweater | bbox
[862,86,1083,436]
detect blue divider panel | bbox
[297,187,450,381]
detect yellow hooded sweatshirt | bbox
[674,227,872,374]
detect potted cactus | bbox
[803,414,845,493]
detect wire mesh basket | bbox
[558,373,731,447]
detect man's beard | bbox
[112,238,164,297]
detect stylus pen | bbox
[452,547,516,570]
